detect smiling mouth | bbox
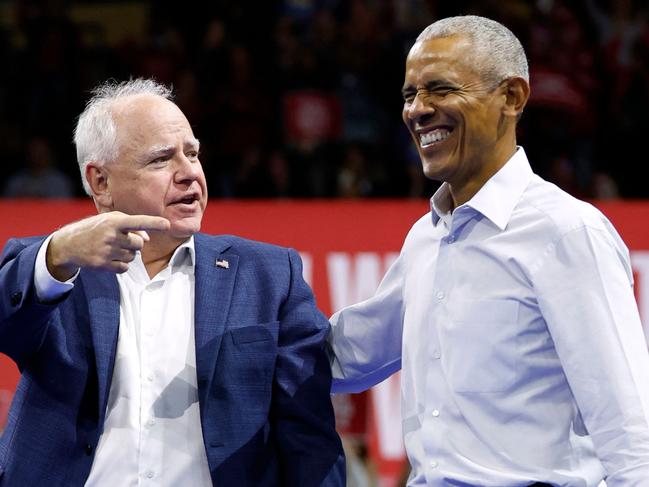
[419,128,452,148]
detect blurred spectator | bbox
[547,153,583,198]
[234,146,273,197]
[3,136,74,198]
[267,149,292,197]
[591,171,620,199]
[337,144,373,198]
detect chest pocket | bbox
[443,299,521,393]
[213,321,279,399]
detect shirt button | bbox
[432,409,440,417]
[147,374,154,381]
[430,461,438,469]
[436,291,445,300]
[147,418,156,426]
[146,471,154,479]
[447,235,455,243]
[432,350,441,359]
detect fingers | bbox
[105,214,169,274]
[111,247,137,263]
[101,248,136,274]
[133,230,150,242]
[49,212,172,276]
[106,260,130,274]
[118,214,171,233]
[118,231,148,251]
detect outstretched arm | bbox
[328,253,405,393]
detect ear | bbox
[85,162,113,211]
[502,77,530,120]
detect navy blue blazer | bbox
[0,233,345,486]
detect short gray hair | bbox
[73,78,174,195]
[416,15,529,87]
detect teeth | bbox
[420,129,450,147]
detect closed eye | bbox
[403,92,416,103]
[402,86,455,103]
[432,87,455,95]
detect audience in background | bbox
[2,0,648,200]
[3,0,647,200]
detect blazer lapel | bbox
[80,270,120,425]
[193,234,239,411]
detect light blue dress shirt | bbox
[329,148,649,486]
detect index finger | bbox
[118,214,171,233]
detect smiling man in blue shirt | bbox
[328,15,649,486]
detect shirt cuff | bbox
[34,233,78,302]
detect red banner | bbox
[1,199,649,486]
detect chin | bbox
[420,153,453,181]
[421,162,442,181]
[170,221,202,240]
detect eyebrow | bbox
[142,138,201,162]
[143,144,175,161]
[185,138,200,152]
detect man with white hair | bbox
[0,79,345,486]
[328,15,649,486]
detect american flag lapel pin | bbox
[215,259,229,269]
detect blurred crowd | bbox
[1,0,648,200]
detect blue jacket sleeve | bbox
[0,236,60,366]
[271,248,346,486]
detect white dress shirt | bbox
[329,148,649,486]
[35,236,212,487]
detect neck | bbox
[449,142,517,209]
[141,236,185,279]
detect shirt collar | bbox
[169,235,196,273]
[124,236,196,285]
[430,147,534,230]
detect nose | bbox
[174,154,201,185]
[406,91,435,122]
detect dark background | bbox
[1,0,648,200]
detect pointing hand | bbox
[46,212,171,280]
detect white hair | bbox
[416,15,529,87]
[73,78,174,195]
